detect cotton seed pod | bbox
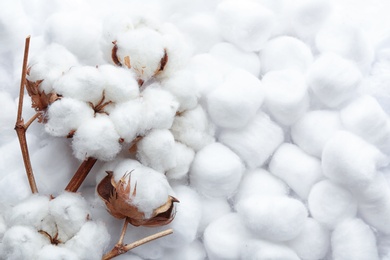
[97,171,179,227]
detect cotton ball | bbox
[166,142,195,180]
[218,111,284,169]
[322,131,388,190]
[236,196,308,241]
[209,42,261,77]
[260,36,313,73]
[240,239,300,260]
[160,239,206,260]
[331,218,379,260]
[308,180,357,229]
[34,245,78,260]
[206,68,264,129]
[171,105,215,151]
[286,218,330,260]
[262,69,309,125]
[307,53,362,108]
[269,143,323,199]
[203,213,253,260]
[198,197,231,234]
[216,0,275,52]
[136,129,176,173]
[291,110,343,158]
[72,115,121,161]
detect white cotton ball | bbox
[308,180,357,229]
[136,129,176,173]
[209,42,261,77]
[340,95,390,154]
[269,143,323,199]
[198,197,231,234]
[166,142,195,180]
[160,239,206,260]
[72,115,121,161]
[190,142,244,198]
[206,68,264,129]
[203,213,253,260]
[240,239,300,260]
[262,69,309,125]
[216,0,275,52]
[260,36,313,73]
[0,91,17,145]
[236,196,308,241]
[218,111,284,169]
[321,131,388,190]
[286,218,330,260]
[291,110,343,158]
[331,218,379,260]
[34,245,78,260]
[45,98,95,137]
[307,53,362,108]
[171,105,215,151]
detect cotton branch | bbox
[65,157,98,192]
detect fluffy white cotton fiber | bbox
[198,197,231,233]
[166,142,195,180]
[240,239,300,260]
[160,240,206,260]
[34,245,78,260]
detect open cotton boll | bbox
[198,197,231,234]
[260,36,313,73]
[308,180,357,229]
[286,218,330,260]
[216,0,275,52]
[160,239,206,260]
[218,111,284,169]
[269,143,323,199]
[291,110,343,158]
[203,213,253,260]
[331,218,379,260]
[206,68,264,129]
[236,196,308,241]
[240,239,300,260]
[34,245,78,260]
[262,69,309,125]
[340,95,390,154]
[72,115,121,161]
[166,142,195,180]
[322,131,388,190]
[190,142,244,198]
[171,105,215,151]
[307,53,362,108]
[136,129,176,173]
[209,42,261,77]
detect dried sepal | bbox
[158,49,168,72]
[111,41,122,67]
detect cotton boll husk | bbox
[262,69,309,125]
[331,218,379,260]
[308,180,357,229]
[209,42,261,77]
[340,95,390,154]
[190,142,244,198]
[269,143,323,199]
[286,218,330,260]
[72,115,121,161]
[160,239,206,260]
[203,213,253,260]
[171,105,215,151]
[34,245,78,260]
[236,196,308,241]
[321,131,388,190]
[260,36,313,73]
[198,197,231,234]
[218,111,284,169]
[240,239,300,260]
[166,142,195,181]
[291,110,343,158]
[206,68,264,129]
[307,53,362,108]
[0,91,17,145]
[216,0,275,52]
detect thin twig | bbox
[118,219,129,245]
[24,113,40,129]
[65,157,98,192]
[17,36,30,123]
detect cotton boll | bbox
[166,142,195,180]
[240,239,300,260]
[262,69,309,125]
[291,110,343,158]
[160,239,206,260]
[34,245,78,260]
[206,68,264,129]
[321,131,388,190]
[198,197,231,234]
[218,111,284,169]
[203,213,253,260]
[269,143,323,199]
[331,218,379,260]
[216,0,275,52]
[286,218,330,260]
[307,53,362,108]
[190,142,244,198]
[308,180,357,229]
[209,42,261,77]
[236,196,308,241]
[72,115,121,161]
